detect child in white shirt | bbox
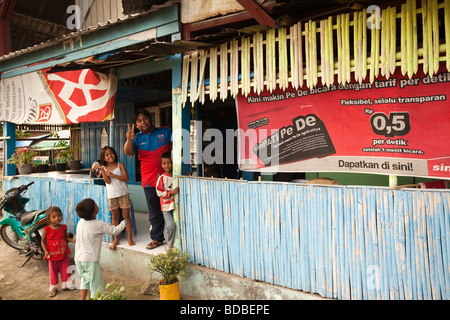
[156,152,179,248]
[74,198,127,300]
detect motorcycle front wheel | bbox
[0,224,23,250]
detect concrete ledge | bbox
[100,244,326,300]
[181,264,326,300]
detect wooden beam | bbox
[0,0,16,20]
[0,19,11,55]
[236,0,277,28]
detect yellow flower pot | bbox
[159,279,180,300]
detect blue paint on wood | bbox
[178,177,450,300]
[3,176,112,242]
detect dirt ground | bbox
[0,239,158,300]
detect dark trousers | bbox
[144,187,164,242]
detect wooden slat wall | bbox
[178,177,450,300]
[182,0,450,106]
[3,177,112,242]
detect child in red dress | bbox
[41,206,76,297]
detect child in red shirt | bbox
[41,206,76,297]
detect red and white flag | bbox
[0,69,117,124]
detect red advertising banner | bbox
[0,69,117,124]
[236,65,450,179]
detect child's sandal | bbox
[49,291,57,297]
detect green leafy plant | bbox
[7,148,37,166]
[148,248,190,285]
[52,132,80,162]
[91,280,127,300]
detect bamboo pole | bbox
[446,0,450,70]
[311,20,318,87]
[374,14,380,79]
[197,49,207,104]
[290,25,298,88]
[230,38,239,97]
[401,4,407,75]
[431,0,439,75]
[328,16,334,85]
[344,14,350,84]
[266,28,276,92]
[219,42,228,101]
[353,12,360,82]
[278,28,288,91]
[412,0,418,74]
[321,19,328,85]
[241,36,250,96]
[389,7,396,76]
[380,8,388,78]
[337,14,342,84]
[254,32,264,95]
[190,51,198,104]
[209,47,218,102]
[422,0,429,74]
[305,21,311,88]
[370,14,376,82]
[362,10,367,82]
[181,54,190,106]
[407,1,413,77]
[298,22,304,88]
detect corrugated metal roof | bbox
[0,0,180,63]
[46,39,214,73]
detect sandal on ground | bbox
[146,240,163,250]
[49,291,57,297]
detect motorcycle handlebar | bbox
[18,181,34,193]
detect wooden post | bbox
[172,50,191,249]
[3,121,15,176]
[389,175,398,187]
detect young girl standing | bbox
[41,206,75,297]
[95,146,135,250]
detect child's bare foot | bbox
[128,238,136,246]
[109,239,120,250]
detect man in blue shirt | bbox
[124,109,172,249]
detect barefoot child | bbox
[93,146,135,250]
[156,152,179,248]
[41,206,76,297]
[74,198,128,299]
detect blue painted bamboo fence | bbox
[178,177,450,300]
[2,176,112,242]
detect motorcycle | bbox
[0,182,47,267]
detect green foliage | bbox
[15,130,30,139]
[7,148,37,166]
[148,248,190,285]
[91,280,127,300]
[51,132,80,162]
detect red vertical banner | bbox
[236,65,450,179]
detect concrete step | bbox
[99,212,326,300]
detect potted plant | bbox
[52,132,81,170]
[57,144,81,170]
[148,247,190,300]
[7,148,37,175]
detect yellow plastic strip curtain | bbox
[182,0,450,106]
